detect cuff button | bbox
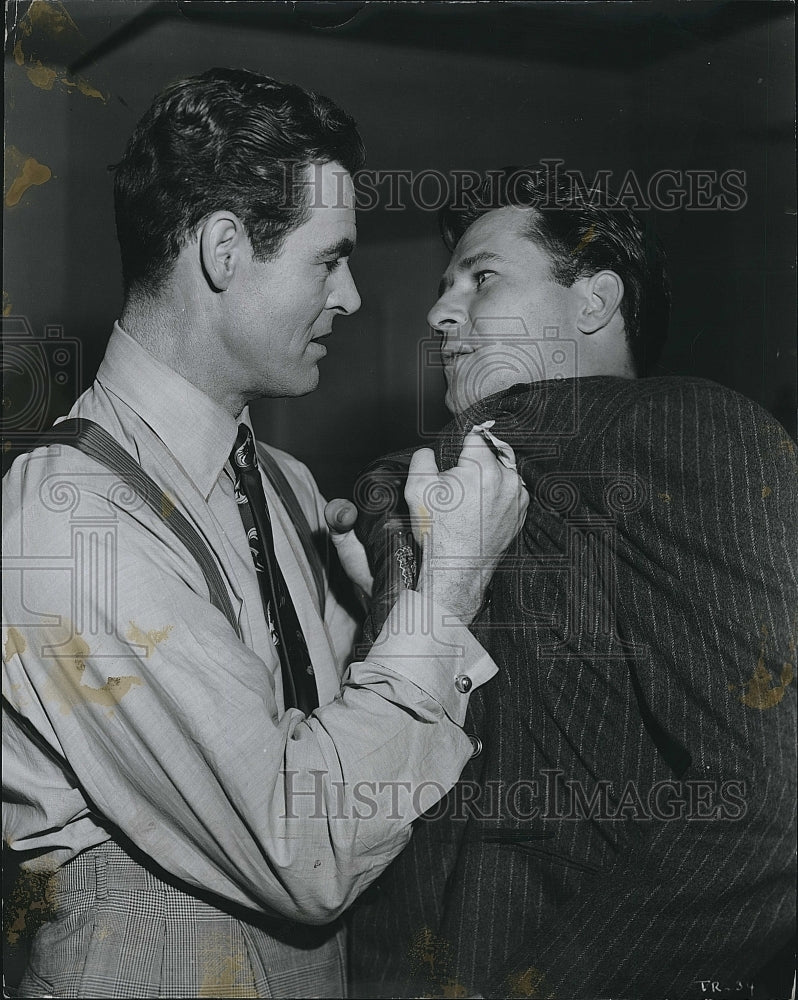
[454,674,472,694]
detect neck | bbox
[576,324,636,380]
[120,297,182,366]
[120,296,246,418]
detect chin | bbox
[295,370,320,397]
[444,390,473,416]
[263,366,320,399]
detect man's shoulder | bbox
[457,376,793,479]
[603,374,768,408]
[547,374,785,447]
[566,373,764,414]
[1,437,125,562]
[2,386,160,553]
[2,382,136,505]
[3,434,110,505]
[568,377,796,502]
[590,375,788,441]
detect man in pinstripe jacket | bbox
[349,169,796,999]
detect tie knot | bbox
[231,424,258,471]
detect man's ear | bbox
[575,270,624,334]
[199,211,246,292]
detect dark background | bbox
[3,0,796,500]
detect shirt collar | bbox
[96,323,249,498]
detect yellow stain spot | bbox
[736,659,793,710]
[573,224,596,254]
[126,621,173,658]
[4,626,27,661]
[198,956,244,997]
[12,0,106,102]
[761,485,772,498]
[506,966,553,999]
[658,492,671,503]
[416,503,431,539]
[23,0,81,37]
[731,625,794,710]
[5,147,52,207]
[42,630,142,715]
[411,926,441,976]
[407,926,468,995]
[63,76,104,101]
[160,490,175,520]
[439,980,470,998]
[197,932,248,997]
[2,291,12,316]
[25,61,58,90]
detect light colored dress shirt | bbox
[2,324,496,925]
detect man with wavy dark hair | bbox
[114,68,367,301]
[2,73,528,997]
[349,167,796,999]
[437,167,671,379]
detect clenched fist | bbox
[404,427,529,623]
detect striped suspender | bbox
[35,419,327,633]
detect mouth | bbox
[440,346,475,366]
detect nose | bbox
[327,262,361,316]
[426,286,468,334]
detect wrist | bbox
[416,562,491,625]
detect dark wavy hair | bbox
[439,167,671,376]
[114,67,365,299]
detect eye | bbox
[474,270,494,288]
[324,258,346,274]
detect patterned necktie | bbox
[229,424,318,715]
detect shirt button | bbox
[454,674,472,694]
[468,735,483,758]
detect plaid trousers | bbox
[19,840,347,999]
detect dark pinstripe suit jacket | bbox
[349,376,797,1000]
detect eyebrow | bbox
[438,251,507,298]
[315,237,355,261]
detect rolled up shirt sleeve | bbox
[2,461,496,926]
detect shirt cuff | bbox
[363,589,497,726]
